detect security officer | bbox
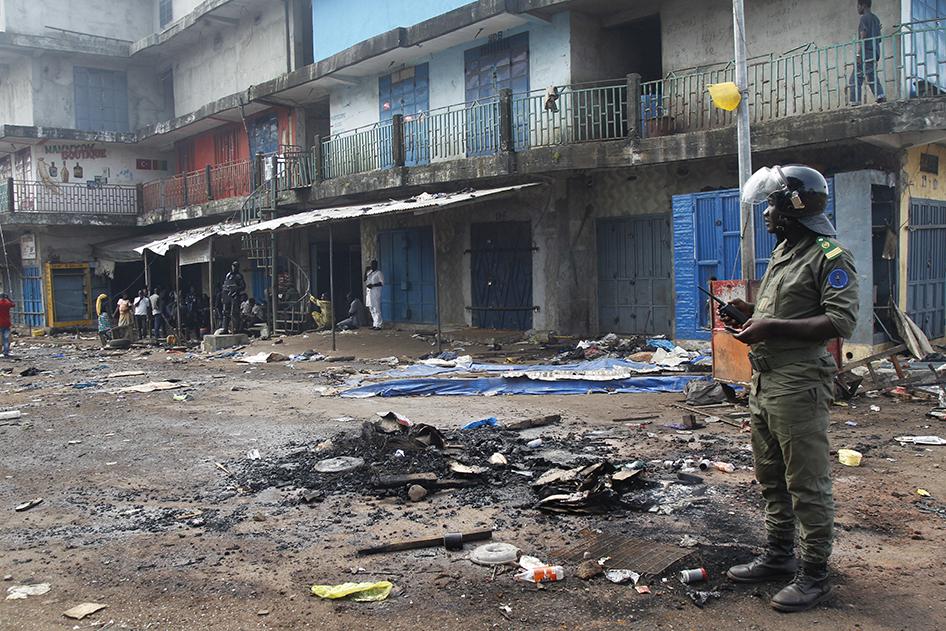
[221,261,246,334]
[720,165,858,612]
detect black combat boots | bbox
[770,561,833,612]
[726,537,798,583]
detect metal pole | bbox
[174,248,182,342]
[329,224,336,352]
[270,231,277,336]
[432,222,443,353]
[733,0,755,280]
[143,251,150,291]
[207,237,215,333]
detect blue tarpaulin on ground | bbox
[340,374,703,398]
[372,357,677,379]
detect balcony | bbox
[137,20,946,216]
[0,178,138,215]
[141,159,252,214]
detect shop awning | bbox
[130,183,539,256]
[92,230,183,263]
[133,223,235,256]
[224,184,539,235]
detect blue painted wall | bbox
[313,0,471,60]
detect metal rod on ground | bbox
[669,402,744,429]
[733,0,755,280]
[175,248,182,341]
[207,237,215,334]
[270,230,277,336]
[432,222,443,353]
[329,224,336,352]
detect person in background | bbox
[335,293,365,331]
[0,292,15,357]
[310,293,333,330]
[114,292,133,330]
[365,259,384,330]
[150,287,163,339]
[849,0,885,105]
[133,289,151,340]
[96,293,112,347]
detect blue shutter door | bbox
[377,228,436,324]
[907,198,946,339]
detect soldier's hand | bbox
[718,298,753,327]
[732,318,773,344]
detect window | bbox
[74,67,130,132]
[159,0,173,28]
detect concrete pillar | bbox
[626,73,642,142]
[499,88,514,152]
[392,114,406,167]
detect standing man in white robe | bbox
[365,259,384,330]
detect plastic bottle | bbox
[713,461,735,473]
[515,565,565,583]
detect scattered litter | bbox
[6,583,50,600]
[894,435,946,446]
[115,381,188,394]
[870,405,881,412]
[845,421,858,427]
[376,411,413,429]
[0,410,22,421]
[448,461,488,476]
[470,542,520,566]
[917,488,932,497]
[106,371,145,379]
[489,452,508,466]
[462,417,500,430]
[68,440,83,445]
[63,603,107,620]
[504,414,561,431]
[713,461,735,473]
[526,439,543,449]
[247,449,261,460]
[18,367,40,377]
[678,568,708,584]
[689,590,721,608]
[635,585,651,595]
[604,569,640,585]
[678,535,700,548]
[235,352,289,364]
[928,409,946,421]
[14,498,43,512]
[684,380,729,405]
[172,393,191,401]
[314,456,365,473]
[515,556,564,583]
[310,581,393,602]
[838,449,863,467]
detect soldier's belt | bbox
[748,347,829,372]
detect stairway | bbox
[239,176,311,336]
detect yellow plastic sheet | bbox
[311,581,393,602]
[708,82,742,111]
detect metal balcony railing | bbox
[141,159,251,213]
[127,20,946,210]
[1,178,138,214]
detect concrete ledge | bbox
[202,333,249,352]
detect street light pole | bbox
[733,0,755,280]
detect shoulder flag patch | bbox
[816,236,844,260]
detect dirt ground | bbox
[1,328,944,630]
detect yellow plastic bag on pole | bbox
[708,82,742,111]
[311,581,394,602]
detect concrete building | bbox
[0,0,944,356]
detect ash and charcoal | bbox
[227,419,729,517]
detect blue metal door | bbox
[470,222,533,330]
[597,216,672,335]
[378,228,436,324]
[908,198,946,339]
[672,180,835,339]
[464,32,529,155]
[380,64,430,166]
[21,266,44,327]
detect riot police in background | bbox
[221,261,246,334]
[721,165,859,612]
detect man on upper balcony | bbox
[850,0,886,105]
